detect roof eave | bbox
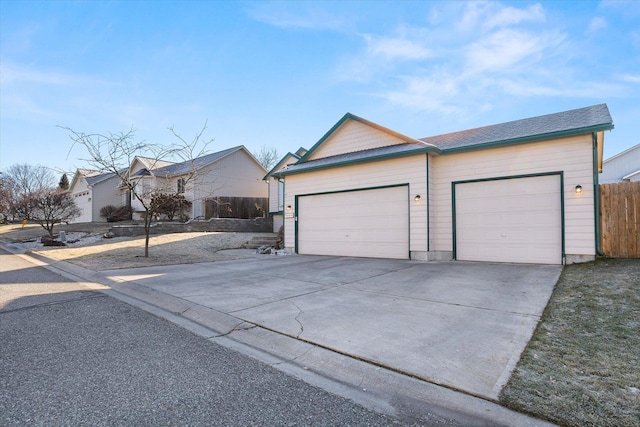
[622,169,640,180]
[274,147,433,178]
[263,152,300,180]
[298,113,433,163]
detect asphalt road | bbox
[0,249,459,426]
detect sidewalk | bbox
[2,242,557,426]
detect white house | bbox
[68,169,121,223]
[599,143,640,183]
[264,147,307,232]
[274,104,614,265]
[125,146,268,220]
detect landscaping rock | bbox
[42,238,66,247]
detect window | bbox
[177,178,185,194]
[278,180,284,212]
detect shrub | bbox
[100,205,117,220]
[150,194,192,221]
[103,205,132,222]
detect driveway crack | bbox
[292,302,304,338]
[212,321,257,338]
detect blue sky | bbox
[1,0,639,176]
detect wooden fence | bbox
[204,196,268,220]
[600,181,640,258]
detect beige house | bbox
[264,147,307,232]
[126,146,268,220]
[274,104,614,265]
[68,169,121,223]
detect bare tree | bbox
[3,164,57,220]
[63,125,213,258]
[255,145,279,170]
[25,190,81,237]
[0,174,14,222]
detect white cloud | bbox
[375,72,462,114]
[0,62,116,87]
[364,35,433,61]
[587,16,608,33]
[483,3,545,30]
[457,1,546,32]
[245,3,345,31]
[464,29,557,73]
[618,73,640,83]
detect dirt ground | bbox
[0,222,276,270]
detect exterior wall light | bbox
[575,185,583,194]
[414,195,421,203]
[286,205,292,212]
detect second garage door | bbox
[297,186,409,259]
[455,174,562,264]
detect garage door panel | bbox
[298,186,409,259]
[456,175,562,264]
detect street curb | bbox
[2,243,557,427]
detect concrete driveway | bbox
[102,255,561,400]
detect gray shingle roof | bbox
[274,143,427,176]
[152,146,242,177]
[85,171,117,186]
[419,103,613,150]
[276,104,614,177]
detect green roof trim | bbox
[277,104,614,178]
[263,152,302,180]
[273,147,431,178]
[297,113,430,164]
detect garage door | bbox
[455,175,562,264]
[297,186,409,259]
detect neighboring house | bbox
[68,169,121,223]
[274,104,614,265]
[264,147,307,232]
[599,143,640,183]
[125,146,268,220]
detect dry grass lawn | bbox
[500,258,640,427]
[0,222,273,270]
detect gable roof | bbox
[273,143,426,177]
[420,103,613,151]
[85,171,117,186]
[152,146,245,177]
[298,113,434,163]
[275,104,614,178]
[263,149,306,180]
[69,168,101,191]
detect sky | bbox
[1,0,639,177]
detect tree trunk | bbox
[144,210,151,258]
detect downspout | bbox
[593,132,605,257]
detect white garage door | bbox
[297,186,409,259]
[455,175,562,264]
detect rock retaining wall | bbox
[109,217,273,237]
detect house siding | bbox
[192,150,267,219]
[284,154,428,255]
[308,120,407,161]
[90,175,123,222]
[599,144,640,183]
[430,134,596,258]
